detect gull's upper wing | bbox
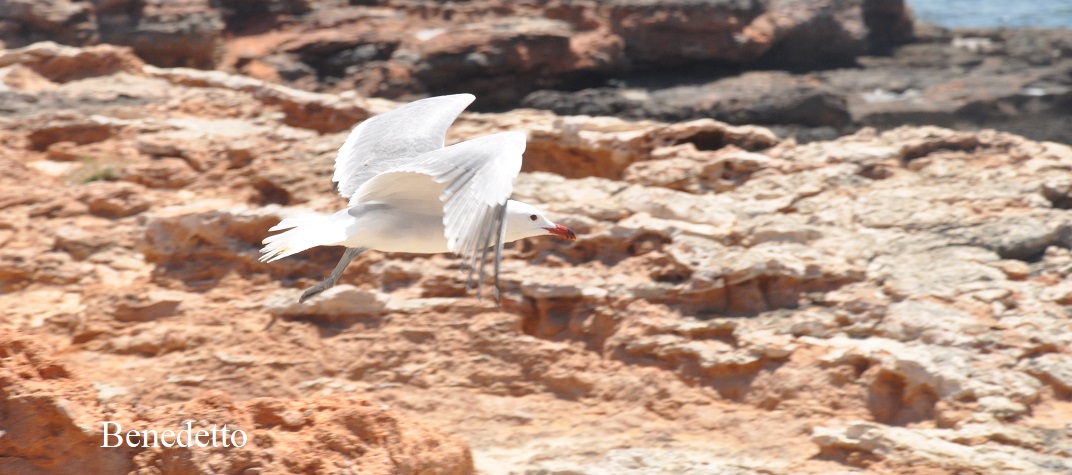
[350,131,526,300]
[333,94,475,201]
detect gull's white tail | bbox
[259,213,345,262]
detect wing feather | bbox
[333,94,475,201]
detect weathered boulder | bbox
[78,181,150,218]
[0,0,97,46]
[140,203,325,282]
[0,41,144,82]
[0,0,224,68]
[524,71,852,127]
[212,0,914,107]
[813,422,1070,472]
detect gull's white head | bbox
[504,199,577,243]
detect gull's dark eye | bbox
[529,214,537,221]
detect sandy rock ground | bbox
[1,42,1072,474]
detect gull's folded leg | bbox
[299,247,365,303]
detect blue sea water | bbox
[906,0,1072,29]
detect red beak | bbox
[544,223,577,241]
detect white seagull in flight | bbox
[259,94,577,303]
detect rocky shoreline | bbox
[525,25,1072,144]
[3,1,1070,144]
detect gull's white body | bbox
[341,204,450,253]
[259,93,574,301]
[286,197,549,255]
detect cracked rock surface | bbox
[0,42,1071,474]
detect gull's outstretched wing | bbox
[350,131,526,300]
[333,93,475,202]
